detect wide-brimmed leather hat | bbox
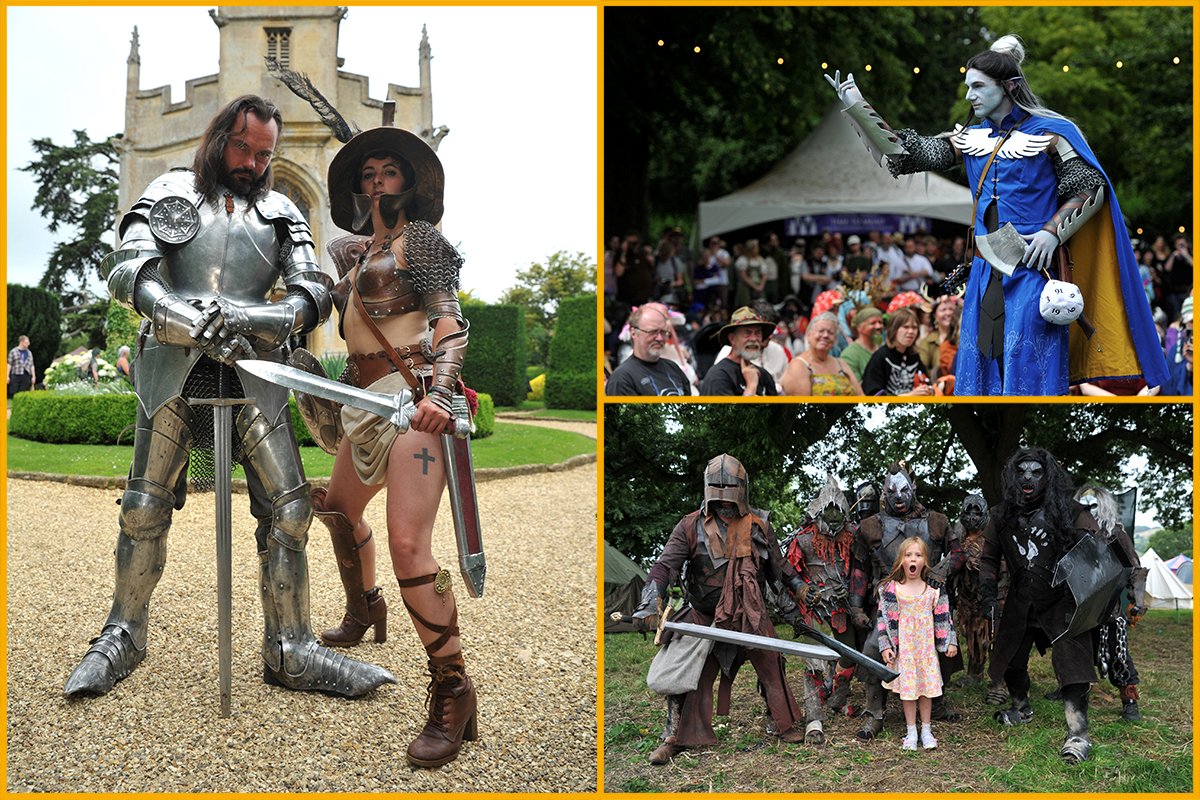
[715,306,776,346]
[327,126,445,233]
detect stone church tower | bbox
[117,6,447,355]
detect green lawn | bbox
[6,421,594,478]
[603,609,1192,793]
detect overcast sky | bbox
[7,5,597,303]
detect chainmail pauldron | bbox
[406,220,463,297]
[887,130,957,178]
[182,357,247,492]
[1052,152,1105,205]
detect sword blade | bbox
[442,431,485,598]
[236,359,413,431]
[663,620,841,662]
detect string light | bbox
[657,39,664,47]
[1116,60,1123,68]
[864,64,872,72]
[913,67,920,74]
[777,57,784,65]
[821,61,829,69]
[1178,225,1187,234]
[694,45,701,53]
[1062,65,1070,72]
[1173,56,1181,64]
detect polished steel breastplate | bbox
[160,192,280,304]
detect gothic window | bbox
[266,28,291,68]
[274,178,311,223]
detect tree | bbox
[606,7,1191,241]
[605,403,1192,566]
[1148,523,1192,560]
[499,251,597,328]
[605,6,984,238]
[7,284,63,384]
[20,130,121,305]
[498,250,596,366]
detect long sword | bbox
[662,620,842,662]
[236,359,469,438]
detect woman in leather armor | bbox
[310,124,477,769]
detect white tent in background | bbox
[697,102,974,240]
[1140,548,1193,610]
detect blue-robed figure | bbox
[827,34,1168,396]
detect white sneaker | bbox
[921,731,938,750]
[901,731,919,751]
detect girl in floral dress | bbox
[877,537,958,750]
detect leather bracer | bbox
[425,291,469,414]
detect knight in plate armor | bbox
[267,59,478,768]
[827,35,1167,396]
[66,95,396,699]
[980,448,1101,763]
[783,475,859,738]
[849,460,964,741]
[632,454,812,764]
[948,494,1009,704]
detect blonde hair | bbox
[881,536,931,593]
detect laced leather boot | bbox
[311,488,387,646]
[407,651,479,768]
[400,570,478,768]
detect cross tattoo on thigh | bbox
[414,447,436,475]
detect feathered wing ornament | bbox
[265,56,359,143]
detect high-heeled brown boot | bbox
[311,487,387,646]
[399,571,479,768]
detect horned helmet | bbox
[704,453,749,516]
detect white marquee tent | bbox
[1140,547,1193,610]
[698,102,974,240]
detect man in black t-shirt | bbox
[606,305,691,396]
[699,307,778,396]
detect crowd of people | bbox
[618,450,1148,766]
[605,226,1192,397]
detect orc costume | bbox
[1077,486,1148,721]
[949,494,1008,703]
[67,167,395,698]
[637,454,808,763]
[849,461,963,740]
[835,88,1168,396]
[980,448,1101,763]
[784,476,859,734]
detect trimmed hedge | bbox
[544,295,597,410]
[461,305,526,406]
[14,388,496,447]
[472,392,495,439]
[7,284,62,385]
[10,390,138,445]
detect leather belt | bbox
[350,345,431,389]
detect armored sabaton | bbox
[66,170,395,698]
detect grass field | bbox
[603,609,1193,793]
[6,421,594,478]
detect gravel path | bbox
[6,464,597,792]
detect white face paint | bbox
[964,68,1011,125]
